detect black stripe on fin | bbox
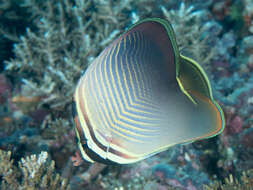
[81,143,118,165]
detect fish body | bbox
[72,18,225,164]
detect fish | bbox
[72,18,225,164]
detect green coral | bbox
[0,149,70,190]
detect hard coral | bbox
[5,0,137,112]
[205,169,253,190]
[5,1,221,116]
[161,2,221,67]
[2,1,232,189]
[242,0,253,33]
[0,149,70,190]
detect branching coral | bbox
[41,117,76,158]
[5,1,219,113]
[161,2,222,67]
[205,169,253,190]
[3,2,228,189]
[0,150,19,189]
[5,0,137,111]
[0,0,32,40]
[0,149,70,190]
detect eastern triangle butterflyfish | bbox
[72,18,225,164]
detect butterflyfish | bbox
[72,18,225,164]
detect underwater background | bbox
[0,0,253,189]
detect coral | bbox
[3,1,253,190]
[237,35,253,74]
[226,111,243,135]
[215,31,236,62]
[70,162,107,189]
[161,2,222,67]
[242,0,253,33]
[212,73,253,112]
[0,149,70,190]
[42,117,76,169]
[5,1,221,115]
[211,1,230,21]
[236,127,253,171]
[5,0,137,112]
[41,117,74,148]
[211,0,245,36]
[205,169,253,190]
[98,166,183,190]
[0,150,19,189]
[150,146,210,190]
[3,1,224,183]
[0,0,31,41]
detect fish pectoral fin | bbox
[176,77,198,105]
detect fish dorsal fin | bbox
[125,18,180,81]
[177,54,213,104]
[177,54,225,138]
